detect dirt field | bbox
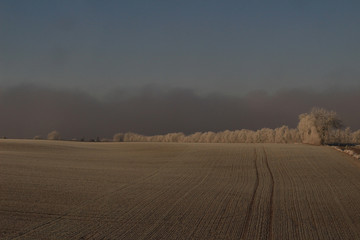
[1,140,360,239]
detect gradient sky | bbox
[1,0,360,95]
[1,1,360,138]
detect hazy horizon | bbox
[1,1,359,138]
[0,84,359,139]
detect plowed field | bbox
[1,140,360,239]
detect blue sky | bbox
[1,0,360,95]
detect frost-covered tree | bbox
[275,126,290,143]
[352,130,360,144]
[113,133,124,142]
[111,107,354,145]
[47,130,60,140]
[298,108,342,145]
[123,132,143,142]
[343,127,352,143]
[298,113,322,145]
[310,108,342,144]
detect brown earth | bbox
[1,140,360,239]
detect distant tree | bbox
[275,126,290,143]
[109,108,350,144]
[311,107,342,144]
[245,130,255,143]
[259,128,275,143]
[33,135,42,140]
[47,130,60,140]
[123,132,144,142]
[298,108,342,145]
[289,128,301,143]
[343,127,352,143]
[113,133,124,142]
[171,133,185,142]
[352,130,360,144]
[187,132,202,143]
[298,113,322,145]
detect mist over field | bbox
[0,85,359,139]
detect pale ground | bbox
[1,140,360,239]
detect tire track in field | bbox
[9,148,191,240]
[240,147,275,240]
[239,148,259,240]
[263,147,274,240]
[153,147,238,239]
[144,146,235,239]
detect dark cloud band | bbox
[0,85,359,139]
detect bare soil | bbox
[1,140,360,239]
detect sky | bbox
[0,1,360,138]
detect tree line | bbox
[111,108,360,145]
[37,107,360,145]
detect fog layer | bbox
[0,85,359,139]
